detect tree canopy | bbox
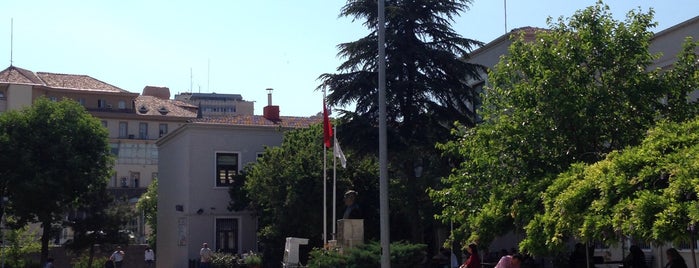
[0,97,113,263]
[319,0,483,245]
[234,123,378,265]
[523,117,699,255]
[429,1,699,253]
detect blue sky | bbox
[0,1,696,117]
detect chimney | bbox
[263,88,280,121]
[142,86,171,99]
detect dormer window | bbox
[139,105,149,113]
[158,106,169,114]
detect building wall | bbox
[156,124,285,268]
[6,84,33,111]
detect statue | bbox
[342,190,361,219]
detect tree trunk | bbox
[40,219,52,266]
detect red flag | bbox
[323,99,333,148]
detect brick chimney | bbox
[263,88,280,121]
[142,86,171,99]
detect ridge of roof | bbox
[0,65,44,85]
[189,114,322,128]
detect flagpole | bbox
[322,92,328,246]
[378,0,390,267]
[332,125,337,241]
[323,135,327,245]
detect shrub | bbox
[307,241,426,268]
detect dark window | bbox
[159,124,168,137]
[216,218,238,254]
[119,122,128,138]
[216,153,238,187]
[139,123,148,139]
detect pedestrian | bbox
[494,253,523,268]
[200,242,214,268]
[44,257,54,268]
[144,246,155,267]
[665,248,687,268]
[623,245,648,268]
[109,246,125,268]
[460,243,481,268]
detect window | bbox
[77,98,85,106]
[110,143,119,156]
[216,218,238,254]
[119,122,128,138]
[678,240,696,250]
[101,120,108,128]
[216,153,238,187]
[139,123,148,139]
[159,124,168,137]
[152,172,158,180]
[98,99,107,108]
[131,172,140,188]
[118,100,126,109]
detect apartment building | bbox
[174,91,254,117]
[0,66,197,243]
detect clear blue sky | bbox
[1,1,696,117]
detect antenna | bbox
[10,18,14,66]
[189,68,193,93]
[207,59,210,92]
[504,0,508,34]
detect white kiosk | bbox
[283,237,309,267]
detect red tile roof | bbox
[0,65,129,93]
[36,72,128,93]
[0,65,43,85]
[190,115,323,128]
[135,95,198,118]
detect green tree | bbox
[65,187,133,268]
[319,0,483,245]
[0,97,113,264]
[137,178,158,247]
[523,117,699,255]
[430,2,699,251]
[0,224,41,268]
[236,123,379,265]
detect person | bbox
[494,253,523,268]
[665,248,687,268]
[623,245,648,268]
[460,243,481,268]
[342,190,361,219]
[569,242,594,268]
[44,257,54,268]
[109,246,125,268]
[200,242,214,268]
[144,246,155,267]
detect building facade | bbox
[174,92,254,117]
[0,66,197,243]
[155,99,321,268]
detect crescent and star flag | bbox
[323,98,333,148]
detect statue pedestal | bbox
[336,219,364,252]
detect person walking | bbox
[144,246,155,267]
[200,243,214,268]
[109,246,125,268]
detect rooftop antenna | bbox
[10,18,14,66]
[189,68,193,93]
[504,0,508,33]
[207,58,210,92]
